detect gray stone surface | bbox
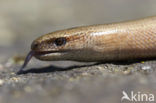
[0,59,156,103]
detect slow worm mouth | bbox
[17,50,65,74]
[33,50,68,56]
[17,49,73,74]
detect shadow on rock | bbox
[17,62,100,75]
[17,59,156,75]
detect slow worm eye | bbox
[54,37,66,46]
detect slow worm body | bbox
[18,16,156,73]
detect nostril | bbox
[31,42,39,50]
[34,43,38,48]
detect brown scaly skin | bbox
[17,16,156,74]
[31,16,156,62]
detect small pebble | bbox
[10,77,20,82]
[0,79,4,86]
[123,67,133,75]
[123,69,131,75]
[140,65,153,74]
[97,66,104,70]
[82,72,88,76]
[141,66,151,70]
[11,72,15,75]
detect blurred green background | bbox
[0,0,156,61]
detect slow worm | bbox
[17,16,156,74]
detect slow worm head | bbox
[31,27,97,61]
[18,16,156,74]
